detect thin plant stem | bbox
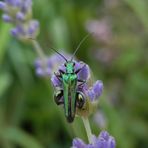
[82,117,93,144]
[31,39,46,61]
[31,39,49,79]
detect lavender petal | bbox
[99,131,109,140]
[98,131,116,148]
[16,12,25,21]
[74,61,82,71]
[72,138,86,148]
[28,20,39,35]
[21,0,32,12]
[51,75,61,87]
[36,67,45,76]
[0,2,6,10]
[5,0,21,6]
[92,80,103,98]
[10,28,20,37]
[2,14,12,22]
[58,64,66,73]
[77,62,90,81]
[96,138,108,148]
[87,89,96,101]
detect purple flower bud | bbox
[87,89,96,101]
[10,28,19,37]
[2,14,12,22]
[18,25,25,34]
[99,131,109,140]
[5,0,15,6]
[77,62,90,81]
[21,0,32,12]
[98,131,116,148]
[5,0,22,7]
[72,138,87,148]
[92,80,103,98]
[36,67,45,76]
[86,19,112,44]
[0,2,6,10]
[10,25,25,37]
[16,12,25,21]
[28,20,39,36]
[51,75,61,87]
[86,80,103,101]
[35,58,51,77]
[93,111,107,129]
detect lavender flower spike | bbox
[2,14,12,22]
[0,0,39,40]
[72,131,116,148]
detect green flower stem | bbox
[82,117,93,144]
[31,39,46,61]
[31,39,49,77]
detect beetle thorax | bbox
[66,61,75,74]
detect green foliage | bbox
[0,0,148,147]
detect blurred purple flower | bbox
[28,20,39,35]
[0,2,6,10]
[2,14,12,22]
[0,0,39,39]
[93,111,107,129]
[86,19,112,44]
[94,48,116,67]
[16,11,25,21]
[87,80,103,101]
[35,52,71,77]
[72,131,116,148]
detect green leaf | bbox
[0,127,43,148]
[124,0,148,30]
[0,23,11,63]
[0,72,12,98]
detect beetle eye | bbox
[64,63,67,67]
[76,92,85,109]
[73,62,75,66]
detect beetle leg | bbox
[54,72,62,82]
[55,100,64,105]
[59,69,65,74]
[54,89,64,105]
[76,91,85,109]
[75,64,86,74]
[78,79,86,87]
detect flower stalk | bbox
[31,39,46,62]
[82,117,93,144]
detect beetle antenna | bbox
[70,33,92,61]
[28,37,68,62]
[50,47,68,62]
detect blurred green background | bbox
[0,0,148,147]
